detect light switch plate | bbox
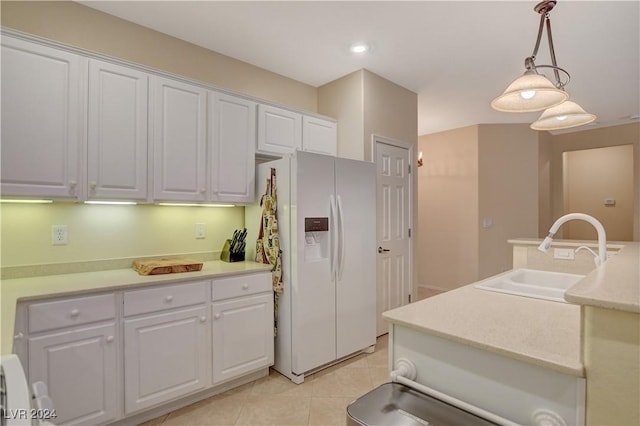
[195,223,205,239]
[553,248,575,260]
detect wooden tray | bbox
[133,257,203,276]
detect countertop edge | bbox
[383,312,584,378]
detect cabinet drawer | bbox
[29,294,115,333]
[124,281,209,317]
[212,273,271,301]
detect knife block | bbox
[220,239,245,263]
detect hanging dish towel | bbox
[256,167,283,335]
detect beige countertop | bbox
[1,260,272,355]
[383,282,583,377]
[564,242,639,313]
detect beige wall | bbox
[563,145,635,241]
[318,70,365,160]
[362,70,418,161]
[418,125,479,290]
[418,124,540,289]
[418,122,639,289]
[550,123,640,241]
[478,125,539,279]
[318,69,418,162]
[1,1,317,111]
[538,131,553,236]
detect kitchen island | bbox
[383,241,639,426]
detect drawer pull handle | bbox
[165,295,174,302]
[106,336,114,343]
[200,316,207,323]
[242,283,249,290]
[214,313,221,320]
[14,332,24,340]
[70,309,80,317]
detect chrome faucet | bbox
[538,213,607,266]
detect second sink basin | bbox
[475,268,585,303]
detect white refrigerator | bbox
[247,150,376,383]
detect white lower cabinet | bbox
[28,323,118,425]
[212,293,274,384]
[16,271,273,424]
[123,305,211,414]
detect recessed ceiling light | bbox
[349,42,370,54]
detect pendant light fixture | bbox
[491,0,596,130]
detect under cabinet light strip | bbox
[84,201,137,205]
[0,199,53,204]
[156,203,236,207]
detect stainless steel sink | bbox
[474,268,585,303]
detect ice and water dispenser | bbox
[304,217,329,261]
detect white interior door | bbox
[375,138,412,336]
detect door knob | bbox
[377,246,390,254]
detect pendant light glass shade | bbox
[491,73,569,112]
[530,101,596,130]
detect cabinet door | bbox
[124,306,210,414]
[152,77,207,201]
[1,36,83,199]
[88,60,148,200]
[302,116,337,156]
[28,324,117,425]
[209,93,256,203]
[212,293,274,384]
[257,104,302,156]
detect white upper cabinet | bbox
[209,93,256,204]
[257,104,302,156]
[88,60,149,201]
[0,36,83,199]
[152,76,207,202]
[302,115,337,156]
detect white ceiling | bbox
[78,0,639,135]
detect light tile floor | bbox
[139,289,444,426]
[139,334,389,426]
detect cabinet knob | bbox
[165,295,173,303]
[69,180,77,188]
[70,308,80,317]
[200,188,206,194]
[200,316,207,323]
[106,336,114,343]
[89,181,97,190]
[242,283,249,290]
[214,313,221,320]
[14,332,24,340]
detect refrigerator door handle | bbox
[329,195,338,278]
[337,195,346,280]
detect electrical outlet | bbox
[52,225,68,245]
[195,223,205,239]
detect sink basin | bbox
[474,268,585,303]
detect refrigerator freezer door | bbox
[292,151,337,374]
[335,157,377,359]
